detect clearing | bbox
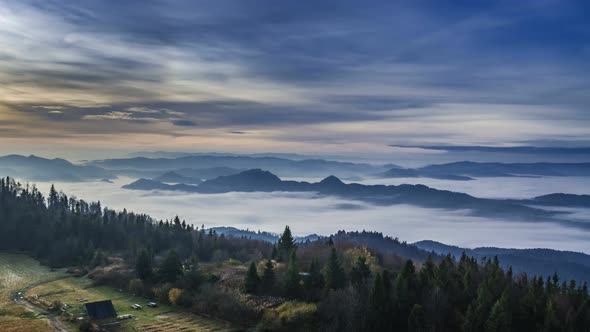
[0,252,66,332]
[28,276,239,331]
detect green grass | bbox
[29,276,239,332]
[0,252,240,331]
[0,252,64,302]
[0,252,65,332]
[260,302,318,330]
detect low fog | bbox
[29,177,590,254]
[356,176,590,199]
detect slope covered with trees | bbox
[1,176,589,331]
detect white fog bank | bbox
[28,177,590,254]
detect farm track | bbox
[15,275,73,332]
[0,252,71,332]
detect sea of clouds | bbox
[28,176,590,254]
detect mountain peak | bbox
[319,175,345,186]
[238,169,281,180]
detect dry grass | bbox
[0,252,65,332]
[29,276,238,332]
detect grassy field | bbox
[28,276,239,332]
[0,252,66,332]
[0,252,240,331]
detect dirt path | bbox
[13,276,73,332]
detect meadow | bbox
[28,276,237,332]
[0,252,65,332]
[0,252,237,332]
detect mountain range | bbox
[153,171,204,185]
[379,161,590,180]
[3,154,590,183]
[414,240,590,285]
[89,155,386,178]
[123,169,590,223]
[0,154,112,182]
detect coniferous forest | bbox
[1,177,589,331]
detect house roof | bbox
[84,300,117,320]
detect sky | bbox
[1,0,589,159]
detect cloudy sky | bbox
[1,0,589,159]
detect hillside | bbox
[414,240,590,285]
[88,155,388,178]
[0,154,112,182]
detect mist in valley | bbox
[29,176,590,254]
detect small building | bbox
[83,300,117,320]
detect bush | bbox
[168,288,184,305]
[259,302,318,331]
[193,284,259,324]
[153,283,173,304]
[128,278,144,296]
[78,320,92,332]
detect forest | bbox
[0,176,589,331]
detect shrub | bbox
[128,278,144,296]
[259,302,318,331]
[168,288,184,305]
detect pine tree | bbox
[284,251,300,297]
[48,184,59,209]
[324,247,346,290]
[542,298,562,332]
[277,225,296,261]
[90,249,107,268]
[366,271,394,331]
[366,272,385,331]
[158,249,183,282]
[304,258,324,301]
[485,290,511,332]
[261,258,275,291]
[350,255,371,289]
[244,261,259,293]
[136,249,153,280]
[408,304,428,332]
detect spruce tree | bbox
[351,255,371,289]
[158,249,183,283]
[136,249,153,280]
[366,271,394,331]
[485,290,511,332]
[261,258,275,291]
[408,304,428,332]
[277,225,296,261]
[324,247,345,290]
[244,261,259,293]
[48,184,59,209]
[284,250,300,297]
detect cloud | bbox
[83,111,136,121]
[126,107,161,114]
[0,0,589,156]
[172,120,197,127]
[26,176,590,253]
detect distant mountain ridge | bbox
[0,154,112,181]
[529,193,590,207]
[379,161,590,180]
[123,169,572,222]
[414,240,590,285]
[88,155,388,178]
[153,171,203,185]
